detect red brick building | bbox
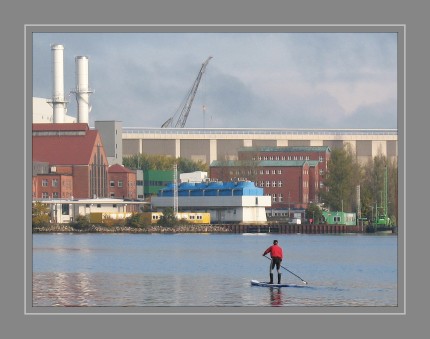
[32,173,73,199]
[32,123,109,199]
[209,146,331,209]
[108,164,137,199]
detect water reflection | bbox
[269,287,285,306]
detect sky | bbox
[32,31,398,129]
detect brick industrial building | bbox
[209,146,331,210]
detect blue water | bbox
[32,233,398,307]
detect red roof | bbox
[32,124,102,165]
[108,164,134,173]
[32,123,89,131]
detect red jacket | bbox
[263,244,283,259]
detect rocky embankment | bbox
[32,224,233,233]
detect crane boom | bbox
[161,56,212,128]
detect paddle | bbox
[264,255,308,285]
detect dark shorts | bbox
[271,257,282,270]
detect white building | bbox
[151,181,271,224]
[32,97,76,123]
[34,198,145,223]
[180,171,208,183]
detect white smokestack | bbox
[74,56,93,124]
[51,44,67,123]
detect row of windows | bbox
[148,181,171,186]
[109,192,135,198]
[41,192,72,198]
[151,214,204,220]
[268,193,311,203]
[252,155,325,162]
[252,155,312,161]
[41,179,67,187]
[270,193,284,203]
[110,180,136,188]
[257,181,284,188]
[229,168,323,177]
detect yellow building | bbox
[142,212,210,224]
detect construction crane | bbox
[161,56,212,128]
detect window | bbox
[266,181,270,187]
[278,181,283,187]
[42,179,48,187]
[272,194,277,202]
[52,179,58,187]
[265,170,270,174]
[110,192,115,198]
[42,192,49,198]
[306,156,310,160]
[272,181,276,187]
[319,156,324,162]
[52,192,59,198]
[319,169,324,175]
[259,181,264,187]
[288,156,291,160]
[277,169,282,174]
[110,180,115,187]
[61,204,69,215]
[278,193,283,202]
[272,170,276,174]
[118,180,123,187]
[281,156,285,160]
[294,156,297,160]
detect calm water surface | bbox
[32,233,398,308]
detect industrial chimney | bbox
[74,56,93,124]
[50,44,67,123]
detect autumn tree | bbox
[319,146,361,212]
[32,202,50,228]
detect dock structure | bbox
[224,223,363,234]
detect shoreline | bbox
[32,223,233,234]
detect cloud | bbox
[32,32,398,129]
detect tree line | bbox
[123,154,208,173]
[319,146,398,225]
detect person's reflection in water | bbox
[269,287,284,306]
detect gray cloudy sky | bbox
[32,31,397,129]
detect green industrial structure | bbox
[143,170,174,197]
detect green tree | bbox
[32,202,50,228]
[123,154,208,173]
[305,203,323,224]
[360,154,398,224]
[319,146,361,212]
[125,212,147,228]
[157,207,178,227]
[70,215,90,230]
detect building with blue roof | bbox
[151,180,271,224]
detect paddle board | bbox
[251,279,303,288]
